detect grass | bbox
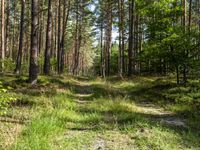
[0,74,200,150]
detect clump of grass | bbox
[51,94,76,109]
[14,112,65,150]
[133,126,181,150]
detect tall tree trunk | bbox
[104,1,112,76]
[1,0,5,71]
[53,5,58,72]
[60,0,70,73]
[135,13,139,74]
[100,24,104,77]
[29,0,39,84]
[6,0,10,57]
[57,0,61,74]
[183,0,192,84]
[15,0,25,74]
[188,0,192,29]
[73,0,80,75]
[107,3,112,76]
[180,0,186,84]
[139,17,143,75]
[38,0,44,55]
[11,1,16,61]
[43,0,52,75]
[118,0,123,77]
[121,0,125,74]
[128,0,135,76]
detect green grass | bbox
[0,74,200,150]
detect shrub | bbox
[0,81,16,115]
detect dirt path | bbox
[75,81,187,128]
[61,82,187,150]
[136,103,187,128]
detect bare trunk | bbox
[44,0,52,75]
[1,0,5,71]
[73,0,80,75]
[15,0,25,74]
[60,0,70,73]
[6,0,10,57]
[118,0,123,77]
[104,1,112,76]
[100,24,104,77]
[57,0,61,74]
[128,0,135,76]
[29,0,39,84]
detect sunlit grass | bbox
[0,74,199,149]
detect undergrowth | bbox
[0,74,199,150]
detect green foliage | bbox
[0,81,16,115]
[0,58,15,72]
[164,81,200,105]
[136,0,200,77]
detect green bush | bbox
[0,81,16,115]
[0,58,15,72]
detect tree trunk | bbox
[104,1,112,76]
[11,1,16,61]
[43,0,52,75]
[189,0,192,29]
[121,0,125,74]
[29,0,39,84]
[73,0,80,75]
[183,0,192,85]
[128,0,135,76]
[60,0,70,73]
[6,0,10,57]
[15,0,25,74]
[1,0,5,71]
[57,0,61,74]
[118,0,123,77]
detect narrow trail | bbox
[74,81,186,128]
[62,82,137,149]
[62,80,187,150]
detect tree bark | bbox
[15,0,26,74]
[128,0,135,76]
[104,1,112,76]
[1,0,5,71]
[29,0,39,84]
[100,24,104,77]
[57,0,61,74]
[43,0,52,75]
[118,0,123,77]
[60,0,70,73]
[6,0,10,57]
[73,0,81,75]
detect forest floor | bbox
[0,74,200,150]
